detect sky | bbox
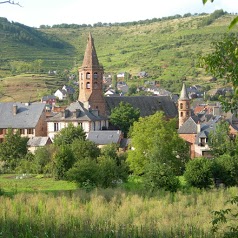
[0,0,238,28]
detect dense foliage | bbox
[109,102,140,137]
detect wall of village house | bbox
[35,113,47,136]
[179,133,196,158]
[47,121,90,140]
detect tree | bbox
[184,157,214,188]
[143,162,180,192]
[213,154,238,187]
[71,138,100,161]
[66,158,99,188]
[208,121,235,156]
[53,145,75,179]
[200,33,238,112]
[0,1,21,6]
[202,0,238,29]
[54,123,86,146]
[109,102,140,136]
[127,112,189,175]
[0,129,28,172]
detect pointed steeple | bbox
[178,82,191,127]
[179,82,189,100]
[82,33,100,68]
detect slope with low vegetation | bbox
[0,10,237,101]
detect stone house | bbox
[0,102,47,143]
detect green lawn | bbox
[0,174,77,195]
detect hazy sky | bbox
[1,0,238,27]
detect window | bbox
[54,123,59,132]
[180,112,183,117]
[180,103,183,109]
[200,138,206,147]
[19,129,25,135]
[186,111,189,117]
[93,72,98,79]
[86,72,90,79]
[81,83,83,89]
[186,102,189,109]
[0,129,3,135]
[94,82,98,89]
[27,128,34,134]
[86,82,90,89]
[81,73,83,80]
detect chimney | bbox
[197,121,201,133]
[13,104,17,115]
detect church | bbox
[47,33,178,140]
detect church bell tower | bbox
[178,82,191,127]
[78,33,106,116]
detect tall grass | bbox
[0,187,237,237]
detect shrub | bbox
[184,157,214,189]
[213,154,238,187]
[143,162,180,192]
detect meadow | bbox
[0,174,237,237]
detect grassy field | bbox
[0,74,67,102]
[0,174,237,237]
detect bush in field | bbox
[66,158,99,188]
[143,162,180,192]
[34,145,56,174]
[53,145,75,179]
[184,157,214,188]
[213,154,238,187]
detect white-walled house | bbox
[47,101,108,140]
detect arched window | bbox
[81,73,83,80]
[94,82,98,89]
[94,72,98,79]
[186,102,189,109]
[81,83,83,89]
[86,82,90,89]
[86,72,91,79]
[180,112,183,117]
[180,103,183,109]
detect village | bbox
[0,33,237,159]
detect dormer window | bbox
[86,72,91,79]
[94,72,98,79]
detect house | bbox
[47,101,108,140]
[178,83,238,158]
[138,71,148,78]
[54,89,67,100]
[62,85,75,95]
[0,102,47,143]
[41,95,57,105]
[87,130,123,148]
[27,136,52,153]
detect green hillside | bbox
[0,10,237,101]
